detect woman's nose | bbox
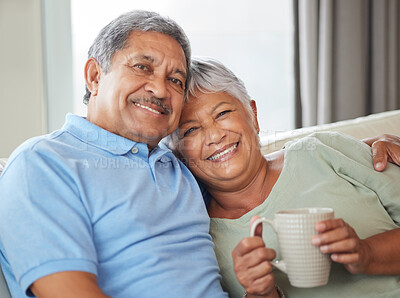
[144,76,169,99]
[205,125,225,145]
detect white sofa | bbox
[0,109,399,298]
[260,109,400,154]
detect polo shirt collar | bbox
[62,113,144,155]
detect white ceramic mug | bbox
[250,207,334,288]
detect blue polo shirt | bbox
[0,114,227,297]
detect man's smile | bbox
[134,102,162,115]
[130,97,172,116]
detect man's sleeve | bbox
[0,148,98,294]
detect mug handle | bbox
[250,217,287,273]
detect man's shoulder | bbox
[8,130,62,159]
[3,128,83,175]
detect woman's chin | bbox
[201,165,249,187]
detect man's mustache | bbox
[130,96,172,115]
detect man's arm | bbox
[30,271,110,298]
[363,134,400,171]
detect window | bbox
[71,0,294,134]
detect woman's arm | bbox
[312,219,400,275]
[363,134,400,171]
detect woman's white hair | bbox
[165,56,254,152]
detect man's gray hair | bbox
[83,10,191,104]
[165,56,254,153]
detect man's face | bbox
[87,31,187,149]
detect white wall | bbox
[0,0,73,158]
[0,0,46,157]
[42,0,73,132]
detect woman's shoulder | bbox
[284,131,366,151]
[283,131,371,164]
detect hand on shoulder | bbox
[363,134,400,171]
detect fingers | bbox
[319,238,358,254]
[312,218,358,251]
[236,246,276,269]
[233,236,266,257]
[234,255,276,296]
[233,236,277,296]
[362,136,376,146]
[314,218,346,233]
[250,216,263,238]
[366,134,400,171]
[233,237,276,267]
[237,259,274,283]
[244,272,276,297]
[312,218,367,271]
[371,141,389,171]
[331,251,360,264]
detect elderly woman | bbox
[167,57,400,298]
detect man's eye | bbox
[183,127,197,137]
[134,64,150,71]
[169,78,183,87]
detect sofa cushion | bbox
[0,159,7,176]
[0,267,11,298]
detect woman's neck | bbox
[207,150,284,219]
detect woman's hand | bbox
[311,218,373,274]
[232,217,279,298]
[363,134,400,171]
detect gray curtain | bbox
[294,0,400,128]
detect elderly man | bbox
[0,10,227,298]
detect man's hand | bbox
[232,217,279,298]
[30,271,110,298]
[363,134,400,171]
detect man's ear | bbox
[84,58,102,97]
[250,100,260,134]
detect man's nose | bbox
[144,76,169,99]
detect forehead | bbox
[119,31,187,69]
[181,91,243,120]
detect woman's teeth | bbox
[207,143,238,161]
[135,103,161,114]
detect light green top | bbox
[210,132,400,298]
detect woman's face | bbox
[176,91,263,190]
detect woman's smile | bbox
[206,142,239,161]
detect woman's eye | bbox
[169,78,183,88]
[217,110,232,118]
[183,127,197,137]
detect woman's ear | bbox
[250,100,260,134]
[84,58,102,97]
